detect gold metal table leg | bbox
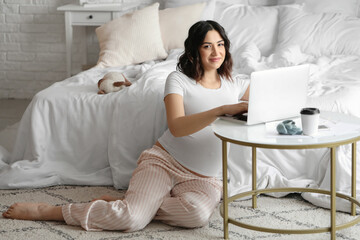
[352,142,357,216]
[330,147,336,240]
[222,140,229,239]
[252,147,257,209]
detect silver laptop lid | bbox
[246,64,309,125]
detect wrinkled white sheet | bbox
[0,48,360,213]
[0,57,161,188]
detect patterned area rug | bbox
[0,186,359,240]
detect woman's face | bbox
[199,30,225,72]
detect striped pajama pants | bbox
[62,145,223,232]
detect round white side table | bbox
[212,111,360,240]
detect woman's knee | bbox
[180,196,218,228]
[188,205,213,227]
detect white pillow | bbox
[159,3,206,52]
[95,3,168,68]
[303,0,359,17]
[214,3,279,57]
[276,7,360,57]
[164,0,216,20]
[232,42,264,74]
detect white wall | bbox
[0,0,294,99]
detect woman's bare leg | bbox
[2,194,124,221]
[2,203,64,221]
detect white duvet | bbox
[0,48,360,213]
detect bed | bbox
[1,0,360,213]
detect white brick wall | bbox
[0,0,159,99]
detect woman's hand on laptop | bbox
[220,102,248,116]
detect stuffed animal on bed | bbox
[97,72,132,94]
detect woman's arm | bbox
[240,85,250,101]
[165,93,248,137]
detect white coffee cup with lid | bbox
[300,108,320,136]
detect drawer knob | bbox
[88,15,93,19]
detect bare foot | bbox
[2,203,64,221]
[92,195,123,202]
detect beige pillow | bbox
[159,3,206,52]
[96,3,168,68]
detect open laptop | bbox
[220,64,310,125]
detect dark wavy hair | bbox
[177,20,233,81]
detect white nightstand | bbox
[57,4,137,77]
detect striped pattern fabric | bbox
[62,145,222,232]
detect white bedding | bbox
[0,47,360,212]
[0,58,162,188]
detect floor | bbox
[0,99,32,131]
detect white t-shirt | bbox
[158,71,248,177]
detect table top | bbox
[212,111,360,149]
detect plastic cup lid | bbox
[300,107,320,115]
